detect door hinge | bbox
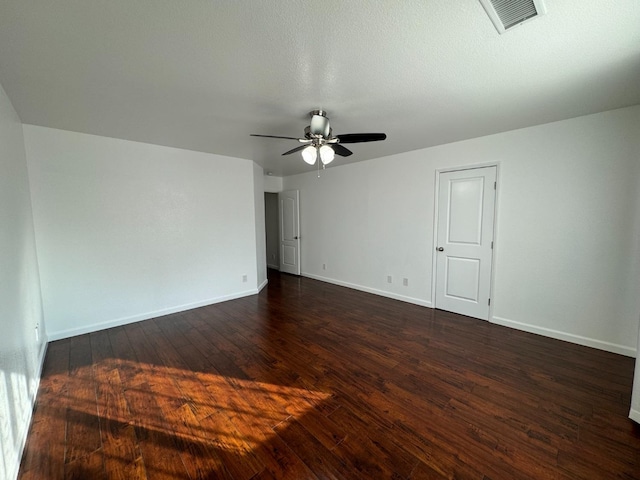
[488,298,491,306]
[494,181,497,190]
[491,241,494,249]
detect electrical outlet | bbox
[403,278,409,286]
[387,275,392,284]
[322,263,326,270]
[242,274,247,283]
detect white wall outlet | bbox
[242,274,247,283]
[403,278,409,286]
[387,275,392,284]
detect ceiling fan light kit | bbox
[251,110,387,171]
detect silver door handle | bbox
[436,247,444,252]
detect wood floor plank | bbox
[164,402,235,479]
[326,407,417,479]
[18,270,640,479]
[293,406,347,451]
[134,320,246,479]
[65,335,101,466]
[272,416,351,479]
[407,460,449,480]
[64,449,106,480]
[90,331,147,480]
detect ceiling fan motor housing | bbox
[309,111,331,138]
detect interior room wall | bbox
[264,174,283,193]
[265,192,280,269]
[253,163,267,289]
[0,84,47,480]
[284,105,640,356]
[24,125,259,340]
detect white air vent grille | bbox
[479,0,546,34]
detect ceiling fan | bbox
[251,110,386,167]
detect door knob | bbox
[294,236,299,240]
[437,247,444,252]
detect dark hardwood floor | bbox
[19,270,640,479]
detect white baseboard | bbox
[629,408,640,424]
[302,272,433,308]
[491,316,636,357]
[258,278,268,292]
[47,289,259,341]
[298,273,635,357]
[267,263,279,270]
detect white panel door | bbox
[435,166,496,320]
[278,190,301,275]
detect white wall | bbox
[0,85,47,480]
[24,125,259,340]
[286,155,434,307]
[253,163,267,289]
[264,174,283,193]
[284,106,640,356]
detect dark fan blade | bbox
[331,144,353,157]
[336,133,387,143]
[250,134,301,140]
[282,145,308,156]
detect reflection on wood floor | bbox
[19,270,640,479]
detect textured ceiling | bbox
[0,0,639,176]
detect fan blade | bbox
[250,134,301,140]
[282,145,308,156]
[331,144,353,157]
[336,133,387,143]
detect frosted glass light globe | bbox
[302,145,317,165]
[319,145,335,165]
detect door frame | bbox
[431,162,500,320]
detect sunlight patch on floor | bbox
[59,358,331,454]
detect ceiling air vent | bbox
[479,0,546,34]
